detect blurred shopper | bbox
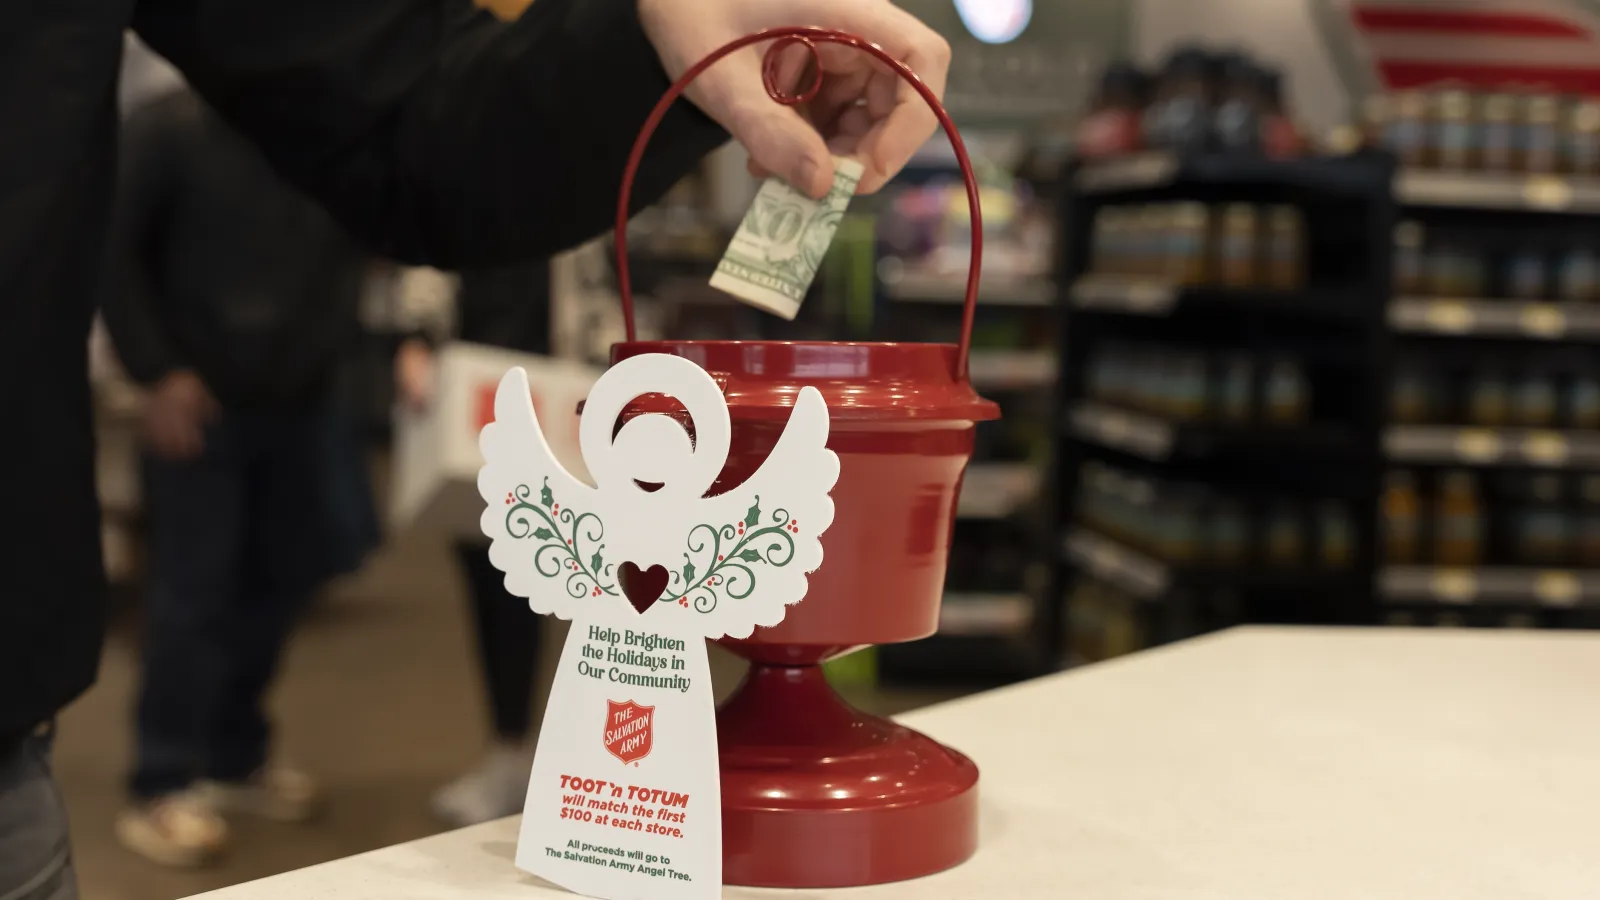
[394,262,553,827]
[1,0,948,895]
[100,88,366,866]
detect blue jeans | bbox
[0,729,78,900]
[131,406,326,798]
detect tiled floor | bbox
[53,530,961,900]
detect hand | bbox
[639,0,951,197]
[394,339,436,411]
[141,370,217,461]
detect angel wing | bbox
[478,367,616,620]
[653,386,840,639]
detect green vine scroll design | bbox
[665,495,800,614]
[503,478,617,600]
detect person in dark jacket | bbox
[394,261,554,827]
[0,0,949,895]
[99,87,369,866]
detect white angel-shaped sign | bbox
[478,353,838,900]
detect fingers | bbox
[715,53,836,197]
[772,0,952,192]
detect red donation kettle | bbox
[610,27,1000,889]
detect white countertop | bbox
[187,626,1600,899]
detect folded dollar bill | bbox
[709,157,866,320]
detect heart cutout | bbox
[617,562,669,615]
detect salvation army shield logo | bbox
[603,699,654,764]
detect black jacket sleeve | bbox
[131,0,728,270]
[99,94,192,385]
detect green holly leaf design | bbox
[539,478,554,509]
[590,550,604,573]
[738,549,764,563]
[744,496,762,529]
[532,527,555,541]
[682,557,697,585]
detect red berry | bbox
[566,539,572,545]
[717,555,724,561]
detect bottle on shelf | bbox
[1557,244,1599,303]
[1567,369,1600,429]
[1217,204,1259,288]
[1208,498,1250,566]
[1576,476,1600,565]
[1168,202,1211,286]
[1394,221,1426,295]
[1521,94,1564,175]
[1391,366,1435,424]
[1431,87,1477,171]
[1514,474,1570,566]
[1382,470,1422,564]
[1467,369,1511,427]
[1513,371,1557,428]
[1263,358,1310,424]
[1317,502,1354,569]
[1481,92,1517,172]
[1263,502,1305,568]
[1076,63,1149,160]
[1212,55,1264,153]
[1434,471,1484,567]
[1265,206,1304,290]
[1216,354,1255,424]
[1505,245,1549,301]
[1390,90,1429,167]
[1568,98,1600,177]
[1143,48,1215,154]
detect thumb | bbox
[726,97,833,198]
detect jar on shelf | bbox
[1568,98,1600,177]
[1263,358,1310,424]
[1430,87,1478,170]
[1394,220,1427,295]
[1215,354,1255,423]
[1567,369,1600,429]
[1505,246,1549,301]
[1467,369,1511,426]
[1391,366,1436,424]
[1557,244,1600,302]
[1217,204,1259,287]
[1208,498,1250,567]
[1481,92,1518,171]
[1212,55,1264,153]
[1169,352,1210,421]
[1382,470,1422,564]
[1317,502,1355,569]
[1265,205,1304,290]
[1263,502,1305,568]
[1390,91,1429,167]
[1360,93,1392,151]
[1434,470,1484,567]
[1577,476,1600,565]
[1168,202,1211,286]
[1143,48,1215,154]
[1076,63,1149,160]
[1515,475,1570,566]
[1520,93,1564,175]
[1513,371,1558,427]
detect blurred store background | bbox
[76,0,1600,897]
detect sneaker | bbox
[200,765,321,823]
[431,744,531,828]
[116,791,229,868]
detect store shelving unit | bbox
[1052,152,1396,666]
[1381,168,1600,629]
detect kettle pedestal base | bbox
[717,663,979,888]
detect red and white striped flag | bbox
[1339,0,1600,93]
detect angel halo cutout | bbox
[477,352,839,900]
[478,352,839,639]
